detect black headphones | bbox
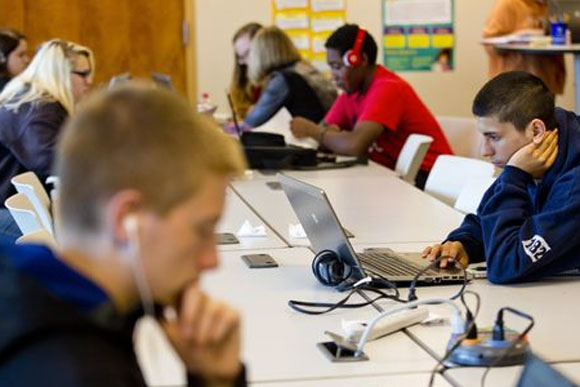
[311,249,350,286]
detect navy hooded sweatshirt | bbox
[446,108,580,284]
[0,243,246,386]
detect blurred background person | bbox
[483,0,565,95]
[0,39,94,241]
[229,22,262,120]
[239,26,336,130]
[0,28,30,91]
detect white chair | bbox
[436,116,483,159]
[16,229,57,249]
[5,193,45,235]
[394,134,434,184]
[424,155,495,207]
[11,172,53,234]
[454,177,496,214]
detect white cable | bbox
[355,298,463,356]
[126,220,156,317]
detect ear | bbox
[360,52,369,67]
[527,118,548,145]
[102,189,144,246]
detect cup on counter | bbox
[551,22,568,45]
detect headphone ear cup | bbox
[343,50,359,67]
[312,249,345,286]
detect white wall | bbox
[194,0,575,117]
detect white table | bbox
[402,278,580,365]
[231,174,464,247]
[135,248,440,386]
[257,372,452,386]
[243,159,397,182]
[204,248,439,383]
[217,187,287,251]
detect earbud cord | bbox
[126,223,156,318]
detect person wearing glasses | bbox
[0,39,94,240]
[0,28,30,91]
[229,22,262,120]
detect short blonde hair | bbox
[56,82,247,231]
[248,26,300,84]
[0,39,94,114]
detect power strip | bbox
[447,328,530,366]
[342,307,429,342]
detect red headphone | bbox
[343,27,367,67]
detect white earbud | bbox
[123,215,138,234]
[122,214,155,317]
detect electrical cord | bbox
[289,254,470,315]
[427,290,481,387]
[408,255,469,302]
[480,308,535,387]
[288,284,405,315]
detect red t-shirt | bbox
[324,65,452,171]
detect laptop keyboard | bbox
[357,251,439,278]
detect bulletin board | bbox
[383,0,455,72]
[272,0,346,71]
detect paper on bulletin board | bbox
[274,0,308,9]
[272,0,346,72]
[383,0,455,72]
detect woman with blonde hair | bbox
[0,39,94,240]
[241,26,336,129]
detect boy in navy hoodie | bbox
[423,71,580,284]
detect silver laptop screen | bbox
[278,173,364,274]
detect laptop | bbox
[278,173,466,286]
[517,354,577,387]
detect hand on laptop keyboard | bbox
[422,241,470,269]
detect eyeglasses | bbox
[71,70,91,79]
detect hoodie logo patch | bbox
[522,235,551,263]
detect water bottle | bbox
[197,92,217,115]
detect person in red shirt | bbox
[290,24,453,188]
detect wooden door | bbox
[0,0,189,96]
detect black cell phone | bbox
[241,253,278,268]
[265,181,282,190]
[216,233,239,245]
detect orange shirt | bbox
[483,0,566,94]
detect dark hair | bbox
[232,22,263,87]
[472,71,556,131]
[325,24,378,64]
[0,28,26,76]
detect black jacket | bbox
[244,61,337,127]
[0,244,246,386]
[0,100,67,204]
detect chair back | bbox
[424,155,495,206]
[454,177,496,214]
[11,172,53,234]
[16,229,57,249]
[394,134,434,184]
[5,193,45,235]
